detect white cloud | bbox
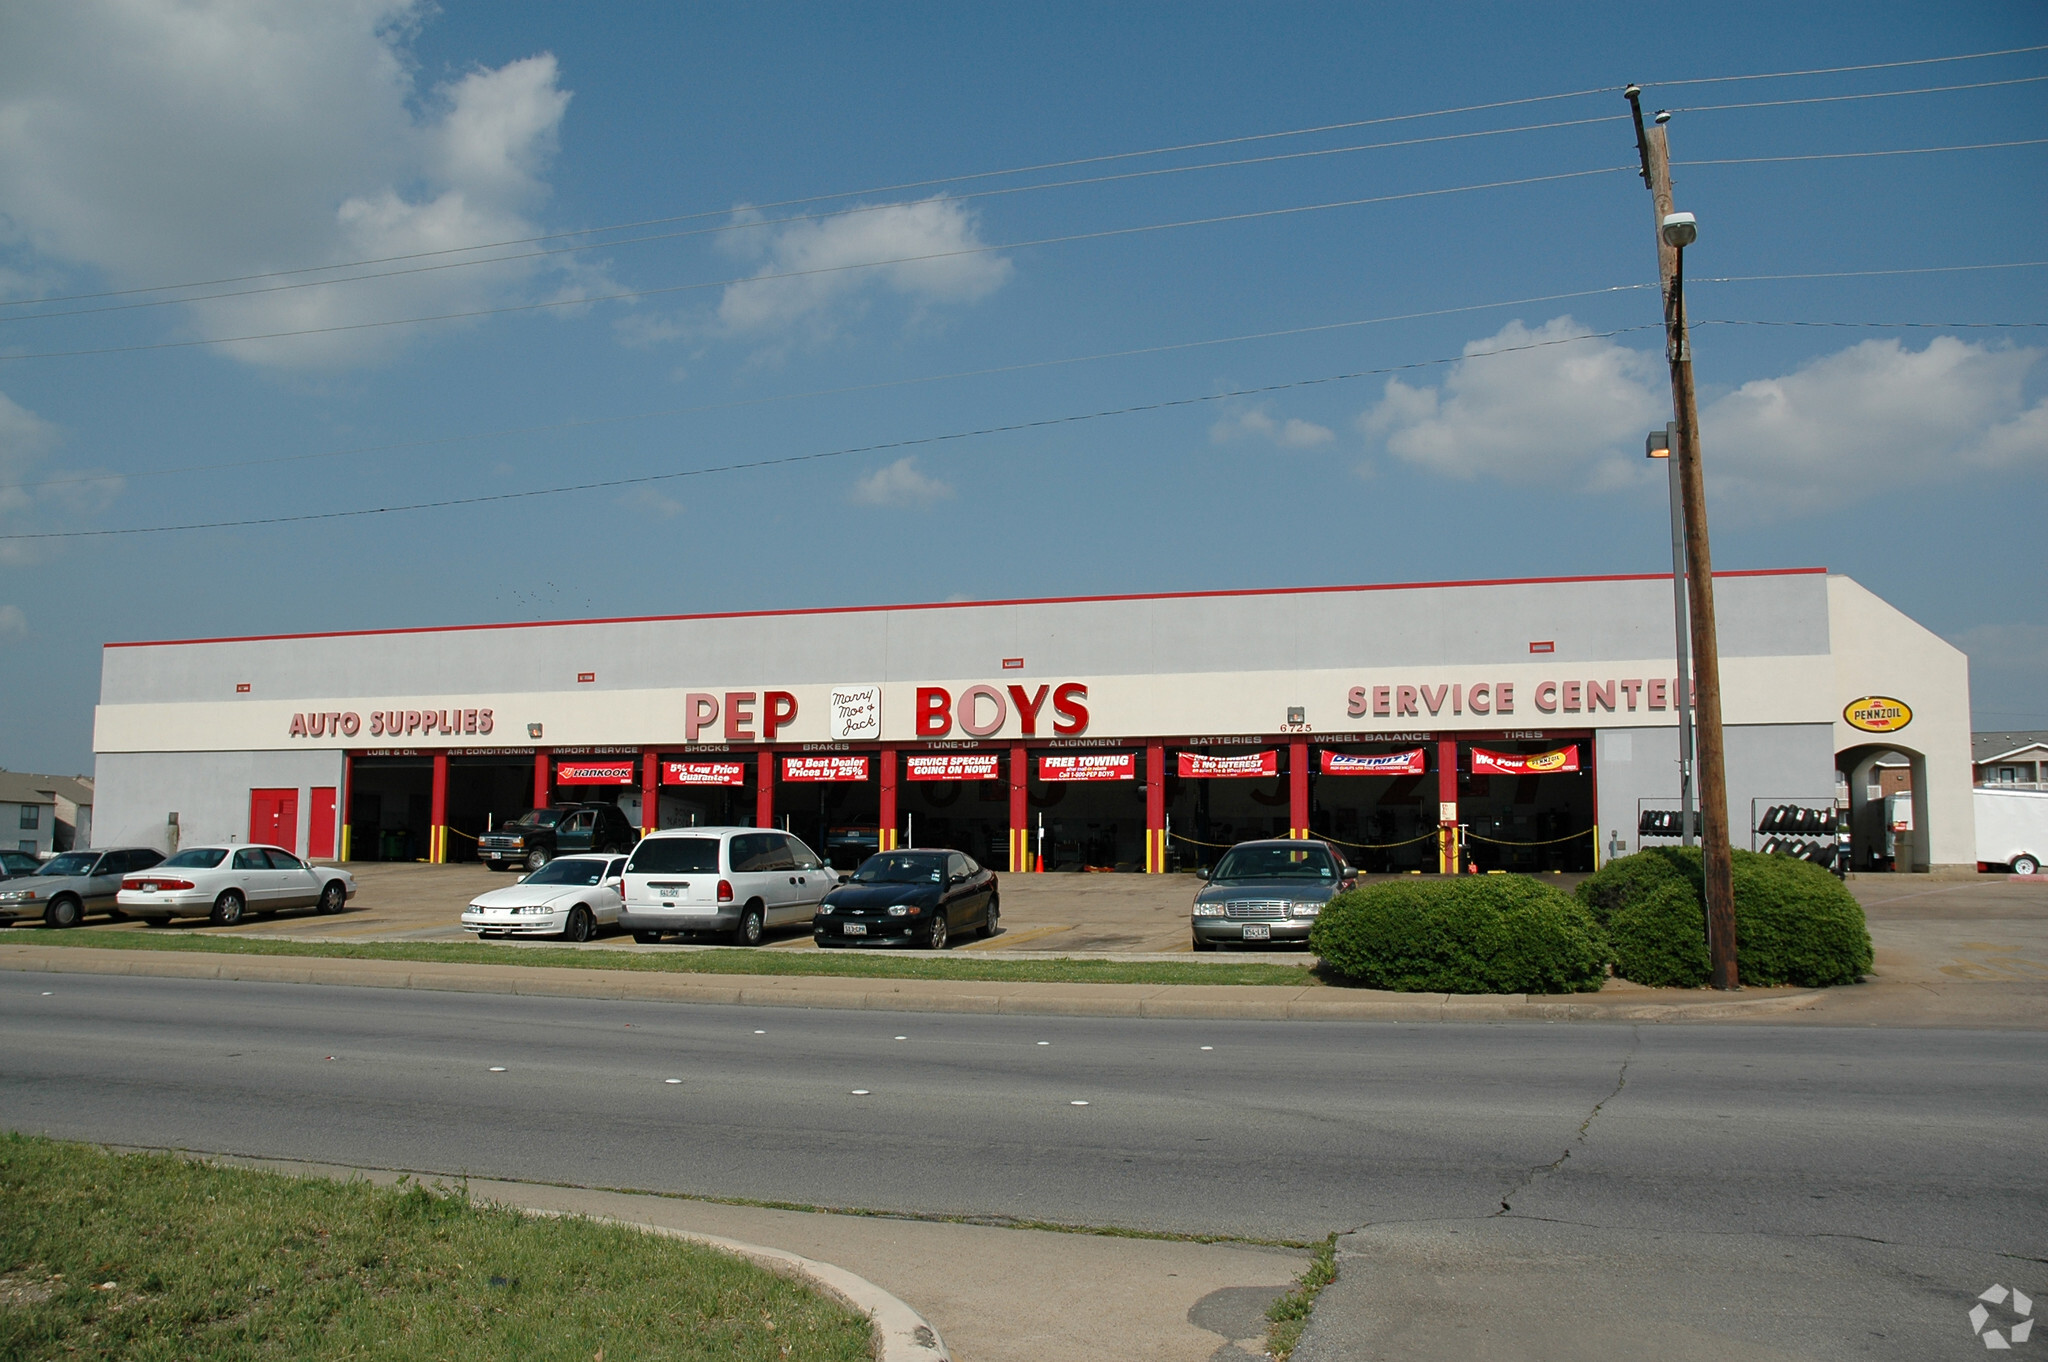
[1359,319,2048,514]
[0,604,24,638]
[1361,316,1665,484]
[1210,408,1335,449]
[0,2,584,370]
[717,197,1012,340]
[1698,336,2047,515]
[0,391,122,565]
[851,456,953,507]
[623,487,687,519]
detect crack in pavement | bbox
[1494,1025,1639,1215]
[1333,1211,2046,1264]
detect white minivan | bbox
[619,827,836,946]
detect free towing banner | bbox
[1038,753,1135,781]
[1320,748,1427,776]
[1469,745,1580,776]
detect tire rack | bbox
[1635,798,1701,842]
[1751,797,1842,870]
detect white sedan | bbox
[462,855,624,942]
[118,844,356,926]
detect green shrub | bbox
[1577,847,1873,987]
[1309,875,1608,994]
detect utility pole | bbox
[1627,86,1738,989]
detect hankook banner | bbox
[555,762,635,785]
[1038,753,1135,781]
[781,755,871,783]
[904,753,1003,781]
[662,760,747,787]
[1469,745,1580,776]
[1320,748,1427,776]
[1178,751,1279,778]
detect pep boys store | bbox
[89,569,1978,876]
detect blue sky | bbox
[1,0,2043,774]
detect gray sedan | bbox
[1190,839,1355,950]
[0,847,166,928]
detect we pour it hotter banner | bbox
[1320,748,1426,776]
[1178,751,1279,778]
[1469,745,1580,776]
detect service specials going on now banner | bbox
[1038,753,1135,781]
[1469,746,1580,776]
[1320,748,1427,776]
[904,753,1003,781]
[1178,751,1280,778]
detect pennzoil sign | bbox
[1844,696,1911,733]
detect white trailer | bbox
[1975,787,2047,875]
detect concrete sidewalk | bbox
[187,1153,1306,1362]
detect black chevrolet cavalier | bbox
[813,849,999,949]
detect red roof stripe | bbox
[103,567,1828,650]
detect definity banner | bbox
[1320,748,1427,776]
[1469,746,1580,776]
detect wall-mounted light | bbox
[527,723,544,740]
[1286,707,1305,726]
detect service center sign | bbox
[1321,748,1426,776]
[1179,751,1279,778]
[1470,745,1580,776]
[663,760,747,786]
[1038,753,1135,781]
[782,755,871,782]
[905,753,1002,781]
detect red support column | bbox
[878,746,898,851]
[430,750,449,864]
[640,747,659,838]
[339,754,354,862]
[1146,738,1167,872]
[1289,738,1310,840]
[533,749,551,810]
[1437,738,1461,874]
[755,752,775,829]
[1009,743,1030,873]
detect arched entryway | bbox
[1836,742,1931,872]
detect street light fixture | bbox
[1645,424,1696,848]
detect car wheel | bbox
[731,904,764,947]
[979,892,1000,939]
[562,906,594,942]
[526,847,551,871]
[925,911,949,951]
[44,895,83,929]
[1191,933,1217,952]
[209,891,245,927]
[2015,854,2041,876]
[632,930,661,944]
[316,881,347,915]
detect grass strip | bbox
[16,929,1324,987]
[1264,1233,1340,1359]
[0,1133,871,1362]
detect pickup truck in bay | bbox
[479,804,639,872]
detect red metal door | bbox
[308,787,337,859]
[250,788,299,852]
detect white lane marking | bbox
[851,1089,870,1096]
[1070,1100,1090,1106]
[665,1078,683,1084]
[488,1066,507,1072]
[1201,1045,1214,1050]
[1037,1041,1050,1046]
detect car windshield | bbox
[512,808,566,827]
[1210,845,1336,882]
[627,838,720,874]
[37,853,100,876]
[160,848,228,869]
[852,853,945,885]
[523,859,607,886]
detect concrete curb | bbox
[0,944,1823,1022]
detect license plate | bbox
[1242,924,1271,941]
[844,922,867,935]
[141,883,158,893]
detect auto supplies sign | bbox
[662,760,747,786]
[1469,745,1580,776]
[904,753,1003,781]
[1178,751,1279,778]
[781,755,871,782]
[1321,748,1426,776]
[556,761,634,785]
[1038,753,1135,781]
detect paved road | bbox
[4,973,2043,1358]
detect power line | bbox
[1673,72,2048,113]
[1,282,1662,492]
[0,165,1633,362]
[0,325,1659,541]
[1692,259,2048,284]
[1700,318,2048,329]
[1,114,1631,325]
[1678,137,2048,166]
[1647,43,2048,88]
